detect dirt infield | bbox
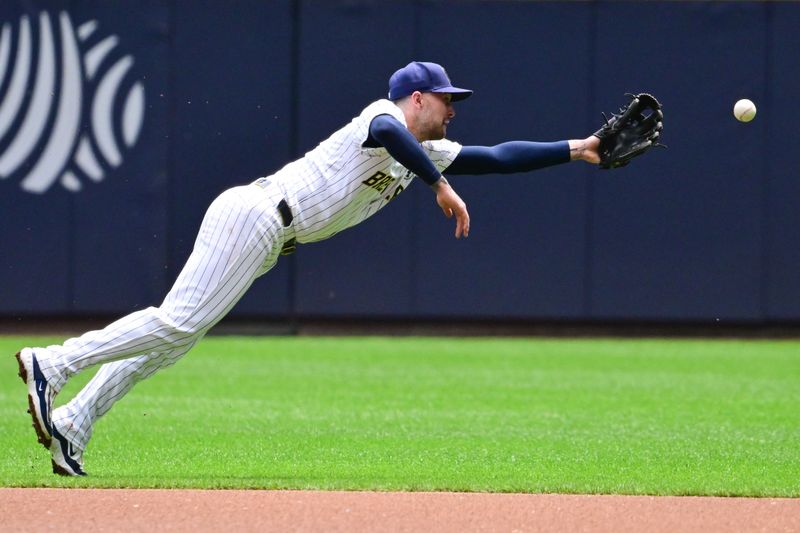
[1,488,798,532]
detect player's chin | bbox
[423,126,447,141]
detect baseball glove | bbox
[594,93,664,169]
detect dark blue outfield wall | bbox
[1,1,799,324]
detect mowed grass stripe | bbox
[1,336,797,495]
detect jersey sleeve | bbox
[353,100,408,147]
[421,139,463,173]
[369,115,443,185]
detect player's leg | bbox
[15,304,199,451]
[48,226,284,475]
[49,340,197,475]
[36,185,283,387]
[18,184,288,473]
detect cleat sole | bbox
[51,459,85,477]
[15,351,27,383]
[16,351,52,449]
[26,394,52,448]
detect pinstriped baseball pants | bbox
[39,184,291,451]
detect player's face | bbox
[418,92,455,141]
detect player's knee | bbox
[154,307,206,339]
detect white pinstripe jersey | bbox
[266,99,462,244]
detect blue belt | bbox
[277,199,296,255]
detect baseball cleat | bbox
[50,426,87,477]
[16,349,55,448]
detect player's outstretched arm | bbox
[447,138,600,176]
[432,176,470,239]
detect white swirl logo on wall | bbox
[0,11,144,193]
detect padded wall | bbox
[2,1,799,324]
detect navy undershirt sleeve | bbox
[366,114,572,181]
[366,114,442,185]
[446,141,571,175]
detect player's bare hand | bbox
[569,136,601,164]
[433,177,470,239]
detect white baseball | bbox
[734,99,757,122]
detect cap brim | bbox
[432,87,473,102]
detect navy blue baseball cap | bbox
[388,61,473,102]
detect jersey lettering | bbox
[362,171,395,193]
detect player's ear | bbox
[411,91,424,107]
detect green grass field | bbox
[1,335,798,496]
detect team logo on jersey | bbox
[362,169,407,202]
[362,170,395,193]
[362,161,413,201]
[0,11,145,194]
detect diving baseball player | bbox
[16,61,661,476]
